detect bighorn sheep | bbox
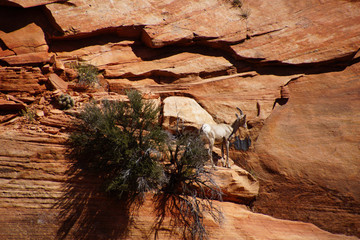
[200,107,247,168]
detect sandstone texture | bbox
[0,125,354,240]
[250,61,360,236]
[0,0,360,239]
[231,0,360,64]
[0,67,47,94]
[163,96,216,131]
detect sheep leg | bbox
[221,139,224,160]
[209,138,216,168]
[226,139,231,168]
[221,138,227,167]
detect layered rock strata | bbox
[0,0,359,238]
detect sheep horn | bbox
[236,107,244,117]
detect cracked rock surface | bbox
[0,0,360,239]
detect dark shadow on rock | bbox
[0,6,63,37]
[48,33,125,53]
[232,136,251,151]
[151,182,223,240]
[54,163,133,240]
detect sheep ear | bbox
[242,115,247,127]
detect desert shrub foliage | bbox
[69,90,166,203]
[68,90,223,239]
[73,62,99,87]
[153,131,223,240]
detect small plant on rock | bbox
[231,0,242,8]
[73,62,99,88]
[58,94,74,110]
[20,107,36,122]
[227,0,251,19]
[239,8,251,19]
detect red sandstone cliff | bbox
[0,0,359,239]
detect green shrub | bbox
[20,107,35,122]
[74,63,99,87]
[58,94,74,110]
[69,90,167,202]
[68,90,223,239]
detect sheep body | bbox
[201,123,233,168]
[200,108,247,168]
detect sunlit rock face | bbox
[0,0,360,238]
[0,127,355,240]
[251,62,360,236]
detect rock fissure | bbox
[247,26,289,40]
